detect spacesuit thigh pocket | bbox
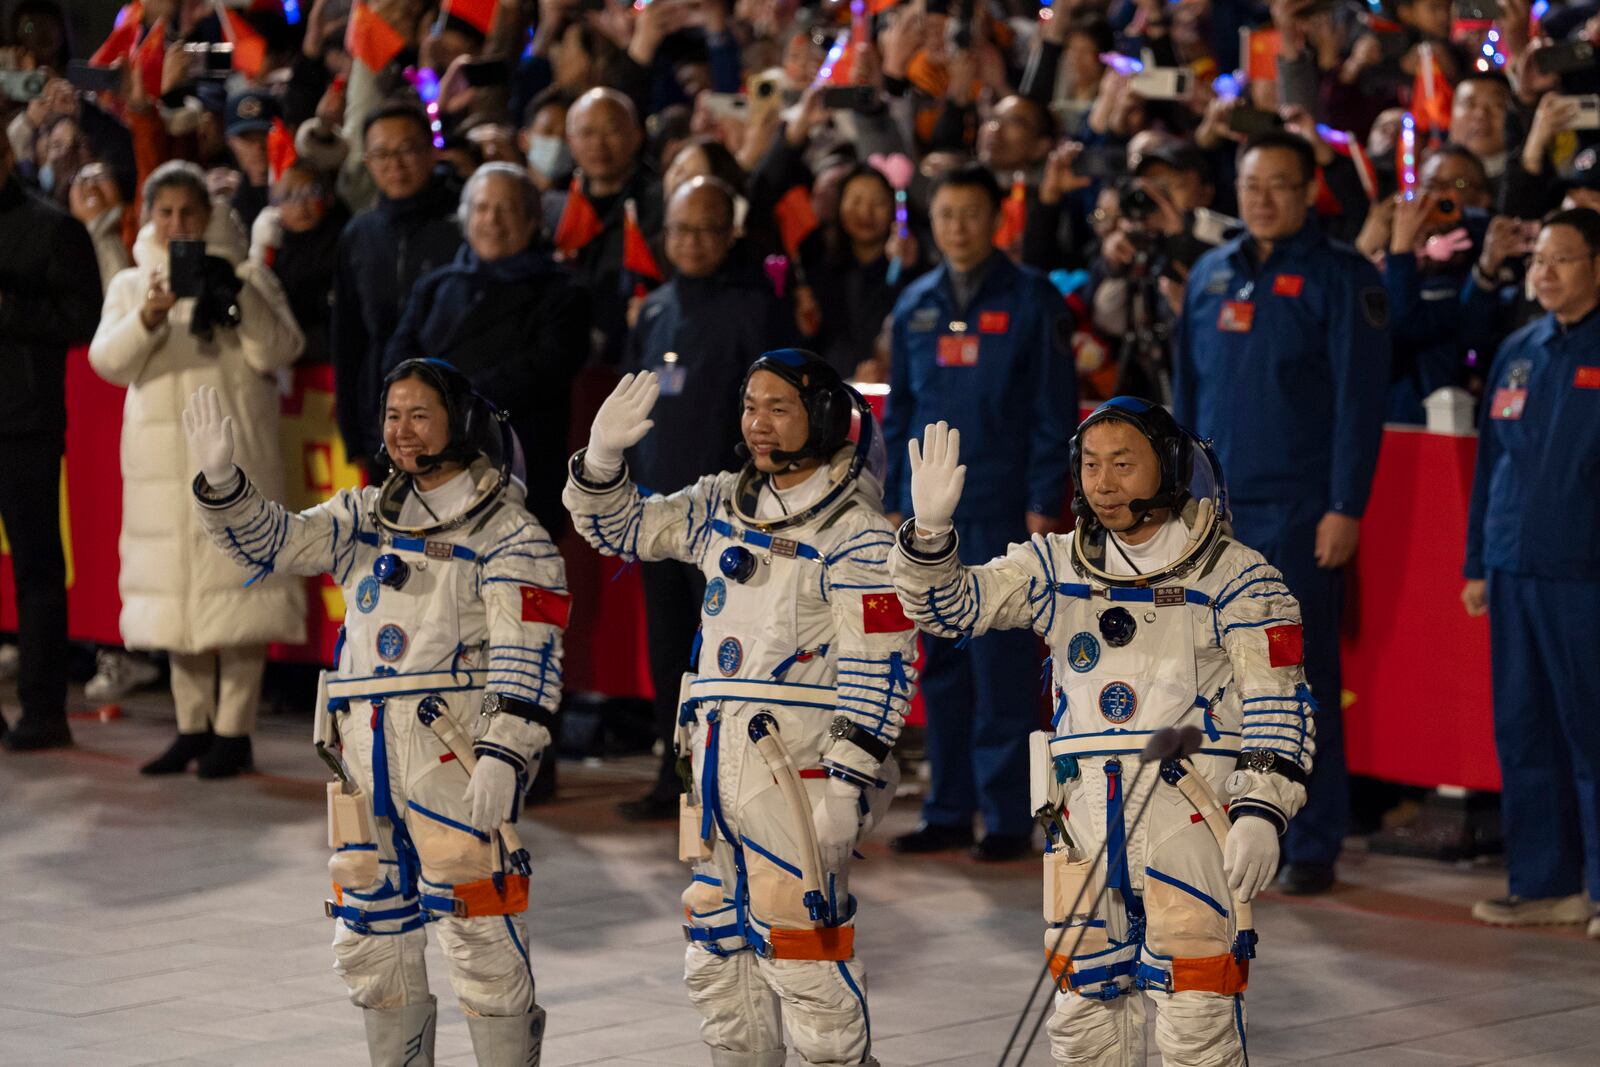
[1144,871,1230,959]
[747,848,813,929]
[408,763,496,885]
[1045,851,1104,934]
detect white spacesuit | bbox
[563,351,918,1067]
[186,362,563,1066]
[890,399,1316,1066]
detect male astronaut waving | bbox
[564,350,917,1067]
[890,398,1316,1066]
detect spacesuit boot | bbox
[464,1005,546,1066]
[361,995,436,1067]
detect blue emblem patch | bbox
[717,637,743,676]
[704,577,727,616]
[376,624,408,663]
[1067,632,1100,673]
[1098,681,1137,724]
[355,576,381,614]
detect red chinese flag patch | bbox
[1266,624,1304,667]
[862,593,913,634]
[520,586,571,629]
[1574,367,1600,389]
[1272,274,1304,298]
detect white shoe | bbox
[84,650,160,702]
[1471,894,1592,927]
[0,644,17,680]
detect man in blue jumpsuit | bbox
[1173,131,1390,895]
[881,163,1077,861]
[1462,207,1600,937]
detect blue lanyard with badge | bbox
[657,351,688,396]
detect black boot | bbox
[140,731,214,775]
[1,714,73,752]
[197,734,254,779]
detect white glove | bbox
[182,385,238,490]
[465,756,520,835]
[907,421,966,536]
[585,371,660,478]
[812,778,865,872]
[1223,815,1280,903]
[249,206,283,263]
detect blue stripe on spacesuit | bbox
[584,497,644,559]
[1145,867,1228,917]
[740,835,802,879]
[836,961,872,1059]
[366,702,424,913]
[1220,616,1296,635]
[709,519,824,561]
[354,531,478,561]
[406,800,493,842]
[826,529,896,563]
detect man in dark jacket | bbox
[0,132,101,752]
[332,104,462,475]
[384,163,590,536]
[542,88,664,367]
[616,176,793,818]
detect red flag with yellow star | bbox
[520,586,572,629]
[553,174,604,258]
[862,592,913,634]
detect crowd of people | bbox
[0,0,1597,1016]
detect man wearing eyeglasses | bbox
[331,104,462,479]
[614,176,795,821]
[1172,130,1390,896]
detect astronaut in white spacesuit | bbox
[184,359,564,1067]
[563,349,917,1067]
[890,398,1316,1066]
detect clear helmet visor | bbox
[1072,431,1230,586]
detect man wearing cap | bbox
[565,352,916,1067]
[223,88,282,228]
[1173,130,1390,895]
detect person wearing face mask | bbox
[384,163,590,538]
[518,87,576,193]
[86,160,306,778]
[250,162,352,365]
[890,401,1316,1066]
[564,351,916,1067]
[184,359,565,1065]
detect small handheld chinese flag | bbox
[1411,43,1453,137]
[862,593,914,634]
[552,174,604,258]
[773,185,819,259]
[91,3,144,67]
[520,586,572,629]
[267,117,297,182]
[622,199,664,282]
[346,2,407,72]
[992,175,1027,251]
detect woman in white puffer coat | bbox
[89,160,306,778]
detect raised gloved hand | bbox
[1223,815,1279,903]
[182,385,237,490]
[812,778,865,872]
[465,755,521,835]
[907,421,966,537]
[585,371,660,478]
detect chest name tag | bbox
[937,335,981,367]
[1217,301,1255,333]
[769,537,799,559]
[424,541,453,560]
[909,308,940,332]
[1152,586,1186,607]
[1575,367,1600,389]
[1490,388,1527,420]
[658,362,688,396]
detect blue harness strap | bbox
[1054,582,1212,608]
[367,700,423,901]
[709,518,823,561]
[356,531,478,562]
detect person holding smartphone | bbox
[87,160,306,779]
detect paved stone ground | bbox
[1,690,1596,1066]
